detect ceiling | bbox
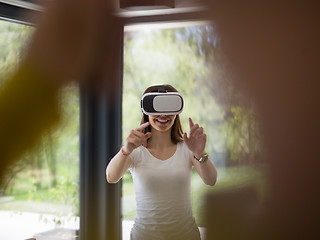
[0,0,207,24]
[0,0,206,14]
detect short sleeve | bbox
[129,146,142,172]
[181,142,193,165]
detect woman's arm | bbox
[106,150,132,183]
[191,154,217,186]
[183,117,218,186]
[106,122,152,183]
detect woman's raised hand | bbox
[122,122,152,155]
[183,118,207,157]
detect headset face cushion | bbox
[141,92,184,115]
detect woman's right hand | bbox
[107,122,151,183]
[122,122,152,155]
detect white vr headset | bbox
[141,90,184,116]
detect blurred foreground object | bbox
[0,0,117,183]
[205,1,320,239]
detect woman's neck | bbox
[147,129,175,149]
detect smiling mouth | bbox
[156,119,169,124]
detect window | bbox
[122,21,264,239]
[0,20,79,240]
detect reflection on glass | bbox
[122,21,264,239]
[0,20,79,240]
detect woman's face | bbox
[148,115,176,133]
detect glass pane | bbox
[122,21,265,239]
[0,20,79,240]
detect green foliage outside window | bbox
[123,23,261,167]
[122,23,265,226]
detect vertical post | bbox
[80,21,123,240]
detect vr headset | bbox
[141,86,184,115]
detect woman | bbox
[106,84,217,240]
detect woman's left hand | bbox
[183,117,207,158]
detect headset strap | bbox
[157,85,167,93]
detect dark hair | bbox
[140,84,184,143]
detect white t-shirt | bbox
[129,142,201,240]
